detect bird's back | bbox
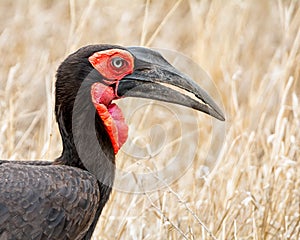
[0,161,100,240]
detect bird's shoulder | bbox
[0,162,100,240]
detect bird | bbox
[0,44,225,240]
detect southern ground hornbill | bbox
[0,44,224,239]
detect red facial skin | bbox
[89,49,134,154]
[89,49,134,81]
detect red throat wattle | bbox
[91,83,128,154]
[88,48,134,154]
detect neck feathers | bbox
[55,73,116,187]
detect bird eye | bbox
[111,57,125,69]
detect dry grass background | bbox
[0,0,300,239]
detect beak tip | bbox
[217,110,226,121]
[219,115,226,121]
[211,111,226,121]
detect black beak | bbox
[117,47,225,121]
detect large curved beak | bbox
[117,47,225,121]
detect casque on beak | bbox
[116,47,225,121]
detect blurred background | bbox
[0,0,299,239]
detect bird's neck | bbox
[55,89,116,188]
[55,123,85,169]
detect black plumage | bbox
[0,44,224,239]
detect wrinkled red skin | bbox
[89,49,134,81]
[89,49,134,154]
[91,83,128,154]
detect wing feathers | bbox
[0,163,100,240]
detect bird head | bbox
[56,44,225,157]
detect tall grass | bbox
[0,0,299,239]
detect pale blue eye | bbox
[111,57,125,68]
